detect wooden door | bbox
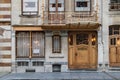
[109,37,120,67]
[68,32,97,69]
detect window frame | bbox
[21,0,39,16]
[52,35,61,53]
[74,0,91,12]
[16,31,45,58]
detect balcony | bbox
[43,11,98,25]
[109,3,120,11]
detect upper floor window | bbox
[49,0,64,11]
[75,0,90,11]
[109,0,120,11]
[22,0,38,15]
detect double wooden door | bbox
[68,32,98,69]
[109,36,120,67]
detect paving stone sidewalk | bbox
[0,72,120,80]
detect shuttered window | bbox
[52,35,61,53]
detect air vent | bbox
[26,69,35,72]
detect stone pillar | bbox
[97,27,104,71]
[11,30,16,73]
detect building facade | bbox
[0,0,120,73]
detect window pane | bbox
[69,35,73,45]
[58,0,64,11]
[32,32,44,57]
[16,32,30,57]
[49,0,56,11]
[76,34,88,45]
[76,2,88,7]
[109,27,112,35]
[75,0,90,11]
[52,35,61,53]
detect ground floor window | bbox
[52,35,61,53]
[16,31,45,58]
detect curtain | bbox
[16,32,30,57]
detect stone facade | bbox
[0,0,120,73]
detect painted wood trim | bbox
[13,27,43,31]
[0,0,11,3]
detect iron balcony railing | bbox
[109,3,120,11]
[43,11,98,24]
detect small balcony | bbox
[43,11,98,25]
[109,3,120,11]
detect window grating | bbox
[52,35,61,53]
[17,61,28,66]
[32,61,44,66]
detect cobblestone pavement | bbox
[0,72,120,80]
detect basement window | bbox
[32,61,44,66]
[52,64,61,72]
[17,61,29,66]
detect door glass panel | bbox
[110,38,116,45]
[76,34,88,45]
